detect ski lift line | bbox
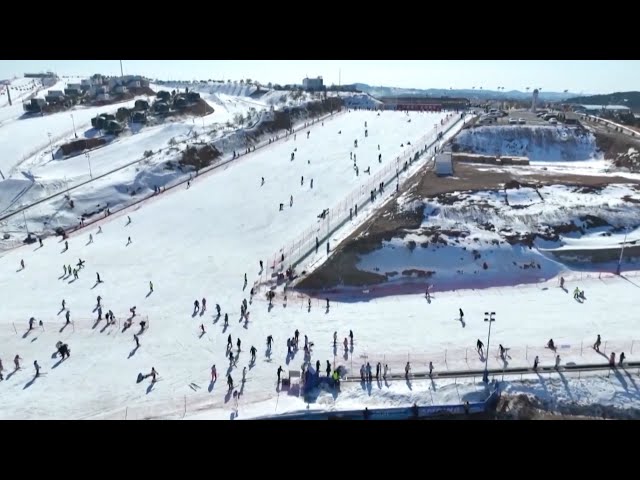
[271,112,469,275]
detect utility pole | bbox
[120,60,124,78]
[483,312,496,383]
[617,227,629,275]
[23,210,29,235]
[71,114,77,139]
[47,133,54,161]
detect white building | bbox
[302,76,323,91]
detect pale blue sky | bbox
[1,60,638,94]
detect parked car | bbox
[518,118,526,124]
[509,118,518,125]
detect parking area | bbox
[496,109,551,126]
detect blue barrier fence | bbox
[259,381,500,420]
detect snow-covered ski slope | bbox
[0,109,468,419]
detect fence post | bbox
[125,407,128,420]
[183,395,187,419]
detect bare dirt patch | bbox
[296,161,640,291]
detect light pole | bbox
[483,312,496,383]
[85,152,93,179]
[71,113,78,139]
[47,132,54,160]
[617,227,629,275]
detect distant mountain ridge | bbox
[564,91,640,111]
[348,83,579,101]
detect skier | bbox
[29,317,35,330]
[65,310,71,324]
[333,331,337,345]
[242,367,247,383]
[304,334,308,348]
[383,364,389,379]
[277,366,284,384]
[224,313,229,326]
[499,344,505,359]
[326,298,330,309]
[149,281,153,293]
[73,268,78,280]
[216,304,221,316]
[559,276,565,289]
[127,216,131,225]
[39,237,43,247]
[294,329,299,345]
[14,355,22,369]
[301,176,304,186]
[459,308,464,319]
[619,352,626,367]
[200,324,205,335]
[237,338,241,351]
[315,360,320,375]
[267,335,273,349]
[227,374,234,391]
[349,330,354,345]
[20,259,25,269]
[134,334,140,348]
[476,339,484,355]
[429,361,434,376]
[89,233,93,244]
[96,272,101,283]
[98,226,102,234]
[290,195,293,207]
[202,298,206,311]
[375,362,381,380]
[227,334,232,349]
[326,361,331,377]
[555,355,561,369]
[63,265,67,276]
[194,299,200,312]
[343,338,348,351]
[244,273,247,284]
[64,240,68,251]
[405,362,411,379]
[97,295,102,307]
[593,334,601,352]
[127,236,132,245]
[34,360,40,377]
[310,178,313,189]
[229,351,235,365]
[211,365,217,382]
[250,345,257,362]
[533,355,539,370]
[547,339,555,350]
[609,352,616,367]
[0,358,3,381]
[261,177,265,186]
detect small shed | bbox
[435,152,453,176]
